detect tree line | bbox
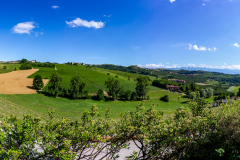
[33,73,150,101]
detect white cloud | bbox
[138,63,240,70]
[188,44,192,50]
[139,63,180,69]
[12,21,35,34]
[193,45,207,51]
[188,44,217,51]
[66,18,105,29]
[169,0,176,3]
[233,43,239,47]
[52,5,59,9]
[188,63,196,67]
[202,3,206,5]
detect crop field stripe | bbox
[71,70,108,95]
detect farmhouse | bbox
[10,61,20,63]
[168,79,186,83]
[168,85,180,91]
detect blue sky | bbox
[1,0,240,70]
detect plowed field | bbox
[0,69,48,94]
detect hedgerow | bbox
[1,98,240,159]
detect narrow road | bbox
[228,86,234,92]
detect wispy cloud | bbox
[189,44,217,51]
[233,43,239,47]
[103,14,111,17]
[12,21,35,34]
[66,18,105,29]
[52,5,59,9]
[35,32,44,37]
[169,0,176,3]
[132,46,141,50]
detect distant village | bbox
[0,60,37,63]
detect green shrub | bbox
[160,95,169,102]
[3,66,7,69]
[97,89,105,101]
[33,74,44,90]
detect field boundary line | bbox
[0,96,48,118]
[71,70,108,96]
[0,96,25,109]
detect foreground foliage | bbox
[1,99,240,159]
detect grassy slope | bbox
[29,64,160,93]
[230,86,240,93]
[0,64,188,120]
[0,90,188,120]
[0,63,21,74]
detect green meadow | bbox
[30,64,160,93]
[0,63,21,74]
[0,64,188,120]
[0,90,188,120]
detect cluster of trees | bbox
[104,76,149,101]
[152,79,179,89]
[152,80,200,94]
[1,98,240,159]
[32,62,55,68]
[40,73,149,101]
[214,92,236,101]
[46,73,87,99]
[189,88,214,99]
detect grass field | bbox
[29,64,160,93]
[229,86,240,93]
[0,63,21,74]
[0,64,189,120]
[0,90,188,120]
[206,80,219,85]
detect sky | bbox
[1,0,240,70]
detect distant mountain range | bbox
[168,67,240,75]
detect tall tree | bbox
[105,78,122,100]
[69,75,86,99]
[48,72,64,97]
[135,76,149,100]
[33,74,44,90]
[20,58,28,63]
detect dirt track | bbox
[0,69,48,94]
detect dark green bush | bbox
[160,95,169,102]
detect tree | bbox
[200,89,206,98]
[205,87,214,98]
[180,85,186,92]
[135,76,149,100]
[48,72,64,97]
[69,75,86,99]
[131,91,137,101]
[160,95,169,102]
[190,82,197,91]
[123,90,132,101]
[237,88,240,97]
[20,63,32,70]
[97,89,105,101]
[3,66,7,69]
[105,78,122,100]
[33,74,44,90]
[20,58,28,63]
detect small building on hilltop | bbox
[168,85,180,91]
